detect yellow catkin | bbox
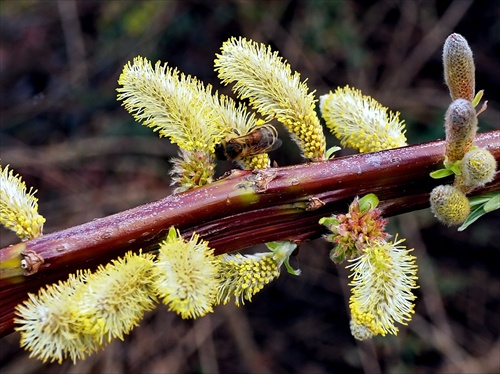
[0,164,45,240]
[117,56,222,153]
[347,238,418,339]
[216,253,280,306]
[154,228,219,319]
[430,185,470,226]
[215,37,326,160]
[320,86,406,153]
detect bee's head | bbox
[214,143,227,160]
[225,142,242,159]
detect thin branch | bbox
[1,130,499,337]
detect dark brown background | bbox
[1,1,499,373]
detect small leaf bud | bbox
[443,33,475,101]
[430,185,470,226]
[444,99,477,162]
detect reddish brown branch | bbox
[1,130,499,337]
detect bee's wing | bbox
[245,138,282,157]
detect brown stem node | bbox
[20,250,45,276]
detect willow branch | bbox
[1,130,499,337]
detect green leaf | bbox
[484,192,500,212]
[458,192,499,231]
[430,168,454,179]
[469,194,495,208]
[458,205,485,231]
[449,163,461,175]
[430,157,462,179]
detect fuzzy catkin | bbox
[430,185,470,226]
[444,99,477,162]
[456,147,497,192]
[443,33,475,101]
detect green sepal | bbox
[265,241,281,251]
[266,241,301,276]
[325,146,342,160]
[358,193,379,212]
[166,226,179,242]
[283,256,301,276]
[472,90,484,107]
[319,216,339,227]
[329,245,345,263]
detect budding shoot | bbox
[456,147,497,192]
[444,99,477,162]
[443,33,475,101]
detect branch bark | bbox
[1,130,499,337]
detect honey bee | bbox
[215,124,282,161]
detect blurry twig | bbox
[409,314,478,373]
[222,304,272,373]
[381,0,474,91]
[57,0,88,85]
[1,136,176,167]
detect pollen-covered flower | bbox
[430,184,470,226]
[347,237,418,338]
[443,33,475,101]
[73,252,158,343]
[154,227,219,319]
[215,37,326,161]
[1,164,45,240]
[320,86,407,153]
[117,56,223,153]
[170,149,216,193]
[320,196,390,262]
[216,241,297,306]
[241,153,271,170]
[15,272,96,364]
[216,252,280,306]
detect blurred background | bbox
[1,0,499,373]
